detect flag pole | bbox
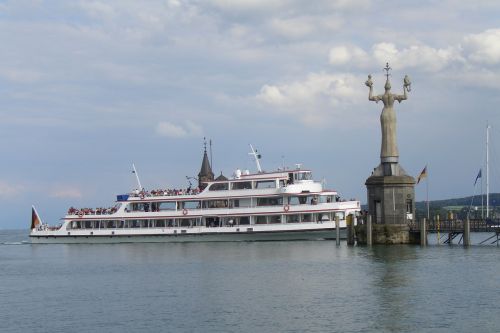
[426,165,429,220]
[481,171,484,219]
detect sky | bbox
[1,0,500,229]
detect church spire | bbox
[198,138,214,189]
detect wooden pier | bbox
[408,218,500,246]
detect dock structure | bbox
[409,218,500,246]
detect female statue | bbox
[365,67,411,164]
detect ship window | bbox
[222,217,238,227]
[286,214,299,223]
[269,215,281,224]
[257,197,283,206]
[238,198,251,208]
[319,195,333,203]
[179,219,192,227]
[296,172,312,181]
[256,180,276,189]
[154,219,166,228]
[204,200,228,209]
[159,202,176,211]
[130,220,146,228]
[232,181,252,190]
[181,201,200,209]
[335,211,345,220]
[255,216,267,224]
[102,220,114,228]
[129,202,151,212]
[209,182,229,191]
[302,214,313,223]
[319,213,330,221]
[289,196,310,205]
[239,216,250,225]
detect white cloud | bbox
[156,121,203,138]
[372,43,463,72]
[78,1,117,20]
[0,181,24,198]
[463,29,500,65]
[258,85,286,105]
[207,0,286,13]
[270,17,315,39]
[269,15,343,39]
[256,72,365,125]
[329,41,463,72]
[329,45,368,66]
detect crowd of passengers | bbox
[67,206,118,216]
[129,187,201,197]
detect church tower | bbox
[198,140,214,190]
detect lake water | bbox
[1,230,499,333]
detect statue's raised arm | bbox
[365,75,382,103]
[393,75,411,103]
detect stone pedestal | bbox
[356,224,411,244]
[364,162,416,244]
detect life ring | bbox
[182,208,188,215]
[78,211,84,218]
[283,204,290,212]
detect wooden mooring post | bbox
[463,217,470,247]
[347,214,355,246]
[335,216,340,246]
[420,217,427,246]
[366,215,373,246]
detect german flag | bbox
[417,166,427,185]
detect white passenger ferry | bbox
[30,145,360,243]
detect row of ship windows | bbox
[209,180,282,191]
[127,195,340,212]
[208,172,313,191]
[68,212,346,229]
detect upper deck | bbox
[123,168,326,202]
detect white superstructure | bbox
[30,147,360,243]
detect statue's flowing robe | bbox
[380,94,398,159]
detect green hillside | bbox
[415,193,500,219]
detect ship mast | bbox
[132,163,143,190]
[249,144,262,173]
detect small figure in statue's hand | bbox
[365,74,373,88]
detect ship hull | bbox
[30,225,347,244]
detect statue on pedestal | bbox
[365,63,411,164]
[363,62,416,236]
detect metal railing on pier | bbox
[408,218,500,233]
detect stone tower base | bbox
[365,163,416,225]
[356,224,411,244]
